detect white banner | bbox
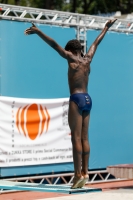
[0,96,72,167]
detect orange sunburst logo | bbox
[16,104,50,140]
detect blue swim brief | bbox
[70,93,92,112]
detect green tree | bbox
[1,0,133,14]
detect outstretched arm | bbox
[86,19,117,62]
[24,23,70,59]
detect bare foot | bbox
[71,176,84,189]
[77,174,89,188]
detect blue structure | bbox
[88,30,133,169]
[0,20,72,98]
[0,19,133,177]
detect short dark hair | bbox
[65,39,82,51]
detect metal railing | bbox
[0,3,133,33]
[0,4,133,54]
[0,169,127,194]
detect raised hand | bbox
[105,19,117,29]
[24,23,38,35]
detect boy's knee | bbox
[81,138,89,144]
[71,136,81,143]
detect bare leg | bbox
[77,111,90,188]
[68,101,82,178]
[81,111,90,176]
